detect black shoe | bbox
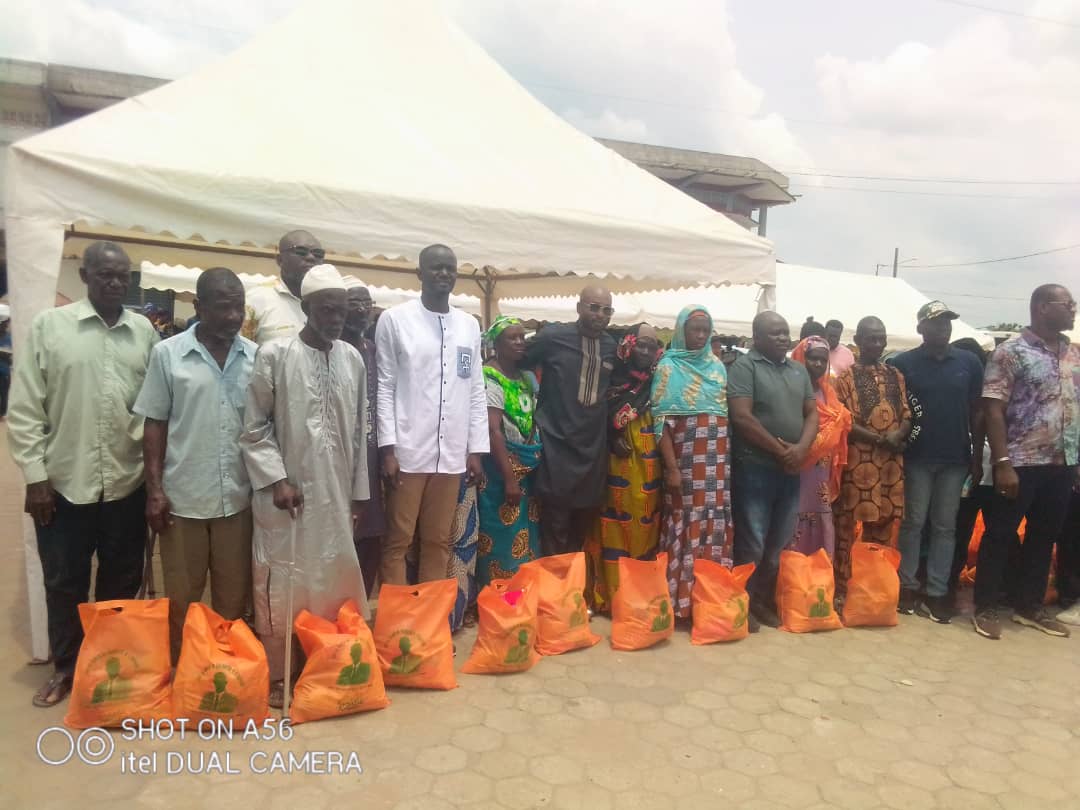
[750,601,781,629]
[897,588,918,615]
[917,595,954,624]
[1013,607,1071,637]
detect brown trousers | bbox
[381,473,461,585]
[160,510,253,662]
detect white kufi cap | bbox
[300,264,347,299]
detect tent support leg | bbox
[473,269,496,329]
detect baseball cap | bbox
[917,300,958,324]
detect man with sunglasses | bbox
[973,284,1078,640]
[242,230,325,344]
[524,286,617,556]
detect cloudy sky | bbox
[2,0,1078,326]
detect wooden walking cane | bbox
[282,515,297,718]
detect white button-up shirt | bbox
[134,328,256,519]
[241,282,304,345]
[375,300,489,474]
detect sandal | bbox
[32,672,73,708]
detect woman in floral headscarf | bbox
[476,316,543,587]
[789,336,853,557]
[651,307,733,619]
[584,323,663,612]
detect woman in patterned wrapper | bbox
[583,323,663,613]
[651,307,734,621]
[476,316,543,589]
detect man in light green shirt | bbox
[8,241,158,708]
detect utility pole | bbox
[892,247,899,278]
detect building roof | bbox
[598,138,794,207]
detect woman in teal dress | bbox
[477,316,543,586]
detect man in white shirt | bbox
[376,244,488,586]
[241,230,324,345]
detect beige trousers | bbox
[381,473,462,585]
[160,510,253,662]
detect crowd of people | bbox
[7,231,1079,710]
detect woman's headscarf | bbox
[650,307,728,423]
[791,336,852,502]
[484,315,522,357]
[608,323,661,431]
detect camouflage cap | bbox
[917,300,958,324]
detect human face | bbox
[194,282,245,344]
[277,233,323,295]
[825,324,843,351]
[1041,288,1076,332]
[418,247,458,297]
[684,314,711,352]
[80,249,131,313]
[304,289,348,343]
[855,324,888,363]
[577,290,613,337]
[754,315,791,362]
[631,325,659,370]
[804,347,830,383]
[346,287,373,332]
[919,316,953,350]
[496,324,527,365]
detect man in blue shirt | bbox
[134,267,256,662]
[890,301,984,623]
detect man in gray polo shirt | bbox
[728,311,818,630]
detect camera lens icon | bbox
[36,727,115,767]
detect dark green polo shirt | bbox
[727,348,815,468]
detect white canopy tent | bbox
[4,0,773,349]
[5,0,773,659]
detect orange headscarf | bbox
[791,337,852,502]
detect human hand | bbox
[351,500,366,529]
[612,437,632,459]
[25,481,56,528]
[382,452,402,490]
[992,463,1019,500]
[146,488,174,533]
[272,479,304,517]
[664,467,682,495]
[504,480,523,508]
[465,453,486,487]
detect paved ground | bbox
[1,424,1078,810]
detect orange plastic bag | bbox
[519,552,600,655]
[290,599,389,723]
[172,603,269,725]
[776,549,843,634]
[463,570,541,674]
[65,598,172,728]
[690,560,755,644]
[374,579,458,690]
[842,543,901,627]
[611,553,674,650]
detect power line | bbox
[919,289,1028,301]
[904,243,1080,269]
[933,0,1080,27]
[788,183,1075,200]
[783,170,1080,185]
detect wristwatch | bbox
[992,456,1011,466]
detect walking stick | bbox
[138,530,158,599]
[282,515,297,719]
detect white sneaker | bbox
[1056,604,1080,626]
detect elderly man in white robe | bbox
[241,264,369,708]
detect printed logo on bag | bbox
[457,346,473,379]
[86,651,137,705]
[649,597,672,632]
[502,624,536,665]
[336,642,373,687]
[730,596,748,630]
[807,587,833,618]
[387,631,424,676]
[198,671,241,714]
[561,590,587,628]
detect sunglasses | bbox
[1047,300,1076,310]
[286,246,326,260]
[585,303,615,316]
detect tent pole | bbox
[473,268,496,329]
